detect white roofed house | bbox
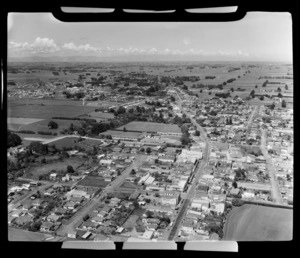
[65,188,91,199]
[158,155,176,164]
[138,173,150,185]
[99,159,113,167]
[160,195,179,209]
[144,176,155,185]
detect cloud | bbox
[8,38,250,59]
[62,42,99,52]
[8,37,60,55]
[183,37,191,46]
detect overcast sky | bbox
[7,12,292,62]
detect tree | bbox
[170,96,176,102]
[259,96,264,101]
[28,221,41,232]
[29,141,48,155]
[232,181,238,188]
[194,130,200,136]
[232,198,244,206]
[117,106,126,114]
[67,165,75,174]
[230,88,234,92]
[7,130,22,148]
[146,210,154,218]
[255,85,258,88]
[250,90,255,98]
[83,214,89,221]
[69,123,74,132]
[146,147,152,154]
[123,127,127,132]
[278,93,283,98]
[285,84,288,90]
[48,121,58,129]
[281,100,287,108]
[277,87,281,92]
[181,134,191,146]
[133,200,139,209]
[200,89,203,93]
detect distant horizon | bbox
[7,58,292,65]
[8,13,293,63]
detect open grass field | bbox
[122,215,140,229]
[8,101,95,119]
[7,117,44,125]
[8,227,51,241]
[77,176,109,188]
[8,118,82,134]
[237,182,271,191]
[46,136,81,149]
[223,204,293,241]
[24,158,85,180]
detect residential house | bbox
[91,216,104,225]
[40,221,54,232]
[14,215,33,226]
[64,202,78,210]
[67,229,78,239]
[47,214,60,223]
[49,173,57,181]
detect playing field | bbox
[223,204,293,241]
[77,176,109,188]
[117,121,181,134]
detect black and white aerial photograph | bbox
[6,7,293,246]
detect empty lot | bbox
[223,204,293,241]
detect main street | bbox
[166,89,211,240]
[260,129,283,204]
[245,105,259,130]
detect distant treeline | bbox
[10,130,36,134]
[259,76,292,79]
[204,76,216,80]
[215,92,231,98]
[228,68,241,72]
[37,131,57,136]
[52,117,96,123]
[226,78,236,83]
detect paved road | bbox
[166,90,211,240]
[260,129,283,204]
[24,135,105,145]
[245,105,259,129]
[8,182,53,212]
[56,155,147,237]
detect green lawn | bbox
[24,158,85,180]
[223,204,293,241]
